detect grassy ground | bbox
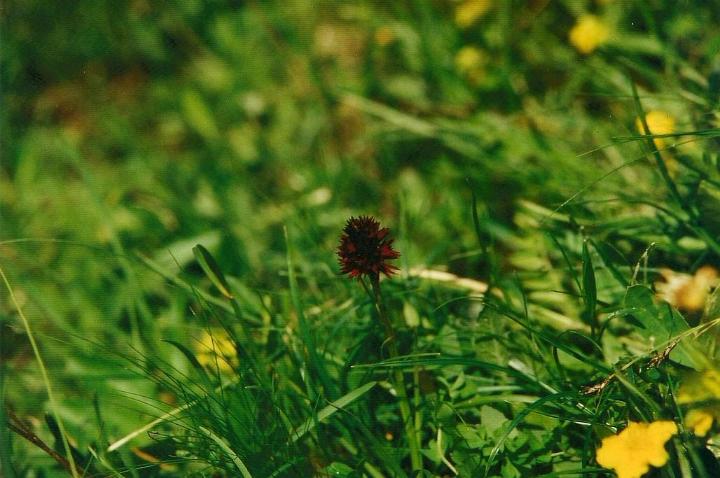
[3,1,720,476]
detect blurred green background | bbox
[3,0,720,474]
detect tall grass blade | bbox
[0,266,80,478]
[290,381,377,442]
[284,226,336,398]
[107,377,240,452]
[582,239,598,331]
[193,244,234,299]
[199,426,254,478]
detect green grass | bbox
[4,1,720,476]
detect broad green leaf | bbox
[624,285,689,338]
[623,285,703,368]
[480,406,507,435]
[456,424,485,449]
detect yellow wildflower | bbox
[195,329,237,373]
[677,368,720,436]
[636,110,676,148]
[596,421,677,478]
[569,15,610,54]
[655,266,717,314]
[455,46,483,72]
[677,368,720,404]
[455,46,487,84]
[685,409,714,437]
[455,0,491,29]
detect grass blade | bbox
[107,376,240,452]
[0,266,80,478]
[193,244,234,300]
[290,381,377,443]
[284,226,336,398]
[199,426,253,478]
[582,239,597,331]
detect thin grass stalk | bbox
[0,266,80,478]
[369,274,423,472]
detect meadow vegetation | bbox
[3,1,720,477]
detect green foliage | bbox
[4,0,720,476]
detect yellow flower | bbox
[677,369,720,437]
[636,110,676,148]
[655,266,717,314]
[677,368,720,404]
[455,0,492,28]
[455,46,487,84]
[195,329,237,373]
[685,409,714,437]
[455,46,484,72]
[596,421,677,478]
[569,15,610,54]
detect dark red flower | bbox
[337,216,400,278]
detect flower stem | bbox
[369,275,423,472]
